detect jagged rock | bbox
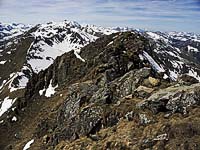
[113,67,151,98]
[88,67,152,105]
[177,74,199,85]
[138,113,152,125]
[124,111,134,121]
[139,83,200,114]
[90,86,116,104]
[55,106,103,142]
[57,81,98,123]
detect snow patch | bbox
[0,97,16,117]
[74,51,85,62]
[0,61,6,64]
[139,54,144,61]
[12,107,16,111]
[143,51,165,73]
[0,80,7,91]
[166,51,178,58]
[192,38,200,42]
[23,139,34,150]
[147,32,160,40]
[171,60,184,69]
[8,71,29,92]
[163,74,169,79]
[174,47,181,53]
[154,133,168,141]
[39,88,45,96]
[107,41,113,46]
[169,70,178,81]
[187,69,200,81]
[45,80,58,97]
[83,24,118,35]
[187,45,198,52]
[12,116,17,121]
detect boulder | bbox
[148,77,160,87]
[55,106,103,142]
[134,86,154,98]
[139,83,200,114]
[113,67,151,98]
[57,81,98,123]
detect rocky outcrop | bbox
[139,83,200,114]
[177,74,199,85]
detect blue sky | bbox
[0,0,200,33]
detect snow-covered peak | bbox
[0,23,30,31]
[166,31,200,42]
[82,24,118,35]
[27,21,120,73]
[36,20,81,31]
[34,20,118,38]
[0,23,31,41]
[140,30,200,45]
[111,26,135,32]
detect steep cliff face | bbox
[1,31,200,150]
[25,32,145,100]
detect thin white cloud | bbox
[0,0,199,33]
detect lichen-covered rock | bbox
[58,81,98,123]
[112,67,151,98]
[139,83,200,114]
[148,76,160,87]
[138,113,152,125]
[54,105,104,144]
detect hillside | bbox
[0,21,200,150]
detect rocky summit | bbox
[0,21,200,150]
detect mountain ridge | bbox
[0,20,200,150]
